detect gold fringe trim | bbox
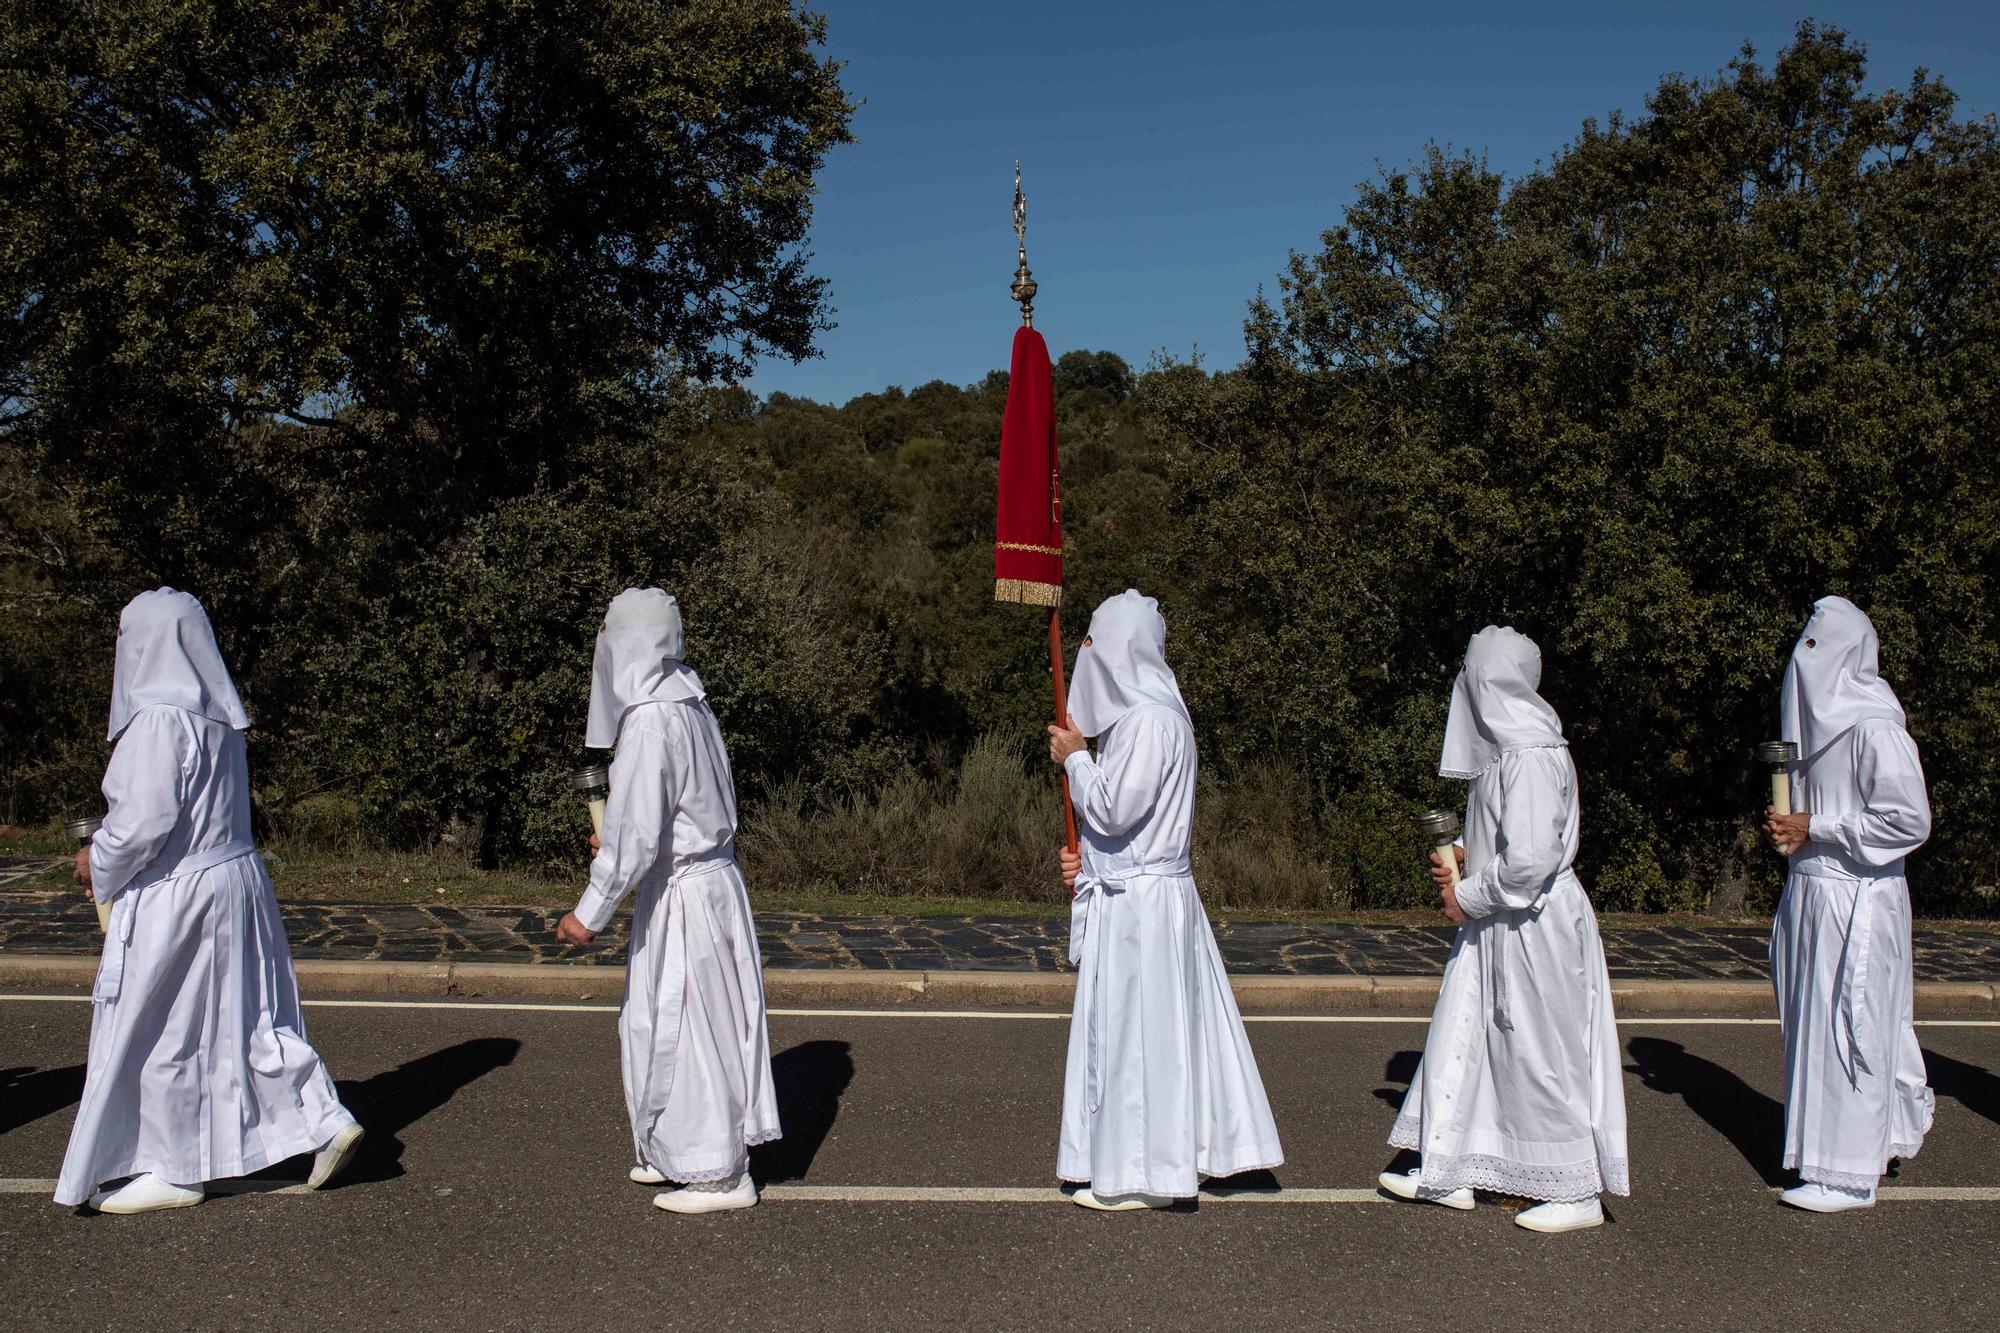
[995,578,1062,607]
[995,540,1064,557]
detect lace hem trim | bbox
[1788,1140,1924,1194]
[657,1128,782,1184]
[1389,1118,1628,1200]
[1439,741,1570,781]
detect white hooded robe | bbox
[574,588,780,1181]
[1057,590,1284,1197]
[54,589,352,1206]
[1769,595,1933,1191]
[1388,627,1630,1202]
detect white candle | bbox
[570,766,611,841]
[1754,741,1800,854]
[67,816,110,933]
[1416,810,1462,887]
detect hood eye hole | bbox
[1804,638,1816,649]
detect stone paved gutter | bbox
[5,858,1997,1012]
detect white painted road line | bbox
[1,994,1996,1027]
[5,1177,1995,1203]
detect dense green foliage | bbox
[4,20,1995,914]
[1151,25,2000,914]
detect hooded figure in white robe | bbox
[1381,627,1628,1233]
[1766,596,1932,1212]
[1052,590,1283,1209]
[559,588,780,1214]
[55,589,361,1213]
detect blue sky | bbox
[749,2,2000,404]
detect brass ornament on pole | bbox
[1011,161,1037,327]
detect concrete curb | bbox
[0,954,1994,1016]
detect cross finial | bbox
[1011,161,1037,327]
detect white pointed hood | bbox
[1065,589,1189,739]
[584,588,706,749]
[1439,626,1565,780]
[1779,595,1905,761]
[107,588,252,741]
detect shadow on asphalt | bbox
[1924,1048,2000,1126]
[332,1037,523,1185]
[0,1064,86,1136]
[752,1039,854,1185]
[1625,1037,1787,1186]
[1373,1050,1422,1174]
[1373,1050,1421,1110]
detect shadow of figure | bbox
[1925,1048,2000,1127]
[1375,1050,1423,1173]
[1626,1037,1786,1186]
[0,1065,86,1135]
[1374,1050,1422,1109]
[1204,1168,1282,1195]
[331,1037,522,1186]
[751,1040,854,1185]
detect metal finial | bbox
[1011,161,1037,327]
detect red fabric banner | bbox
[994,326,1063,605]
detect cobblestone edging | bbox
[3,863,1996,981]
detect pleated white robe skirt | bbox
[1390,875,1630,1201]
[1770,870,1932,1190]
[55,854,349,1205]
[1058,872,1284,1198]
[621,860,781,1181]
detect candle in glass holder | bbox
[66,815,110,932]
[570,765,611,838]
[1754,740,1800,853]
[1416,809,1463,887]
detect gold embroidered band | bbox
[994,578,1063,607]
[995,541,1064,557]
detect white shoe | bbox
[1071,1187,1174,1212]
[308,1121,365,1190]
[1377,1168,1475,1210]
[1514,1197,1605,1233]
[1779,1182,1876,1213]
[653,1177,758,1214]
[89,1173,204,1215]
[629,1164,667,1186]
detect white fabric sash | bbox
[94,840,257,1004]
[1485,868,1573,1033]
[1787,858,1881,1086]
[632,855,741,1133]
[1070,852,1193,1113]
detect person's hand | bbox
[1439,880,1467,924]
[1765,808,1811,855]
[588,833,600,858]
[1047,716,1086,766]
[1059,846,1081,891]
[74,848,92,892]
[1431,848,1467,923]
[556,911,596,947]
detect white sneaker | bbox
[629,1164,667,1186]
[1779,1182,1876,1213]
[89,1173,204,1215]
[308,1121,365,1190]
[653,1177,758,1214]
[1071,1187,1173,1211]
[1514,1197,1604,1233]
[1377,1168,1474,1210]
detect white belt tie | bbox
[95,840,257,1004]
[1069,852,1192,1113]
[633,855,740,1134]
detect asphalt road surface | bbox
[2,993,1996,1330]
